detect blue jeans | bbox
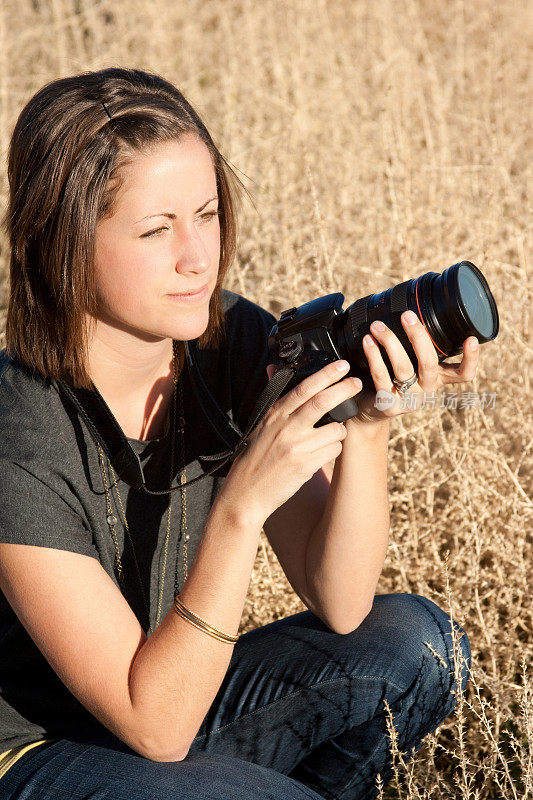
[0,593,471,800]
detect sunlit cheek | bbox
[94,252,152,317]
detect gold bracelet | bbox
[173,598,239,644]
[173,596,239,644]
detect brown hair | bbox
[2,67,246,388]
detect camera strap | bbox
[55,342,296,495]
[185,339,297,472]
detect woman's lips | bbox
[166,284,209,304]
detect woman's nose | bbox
[174,225,210,274]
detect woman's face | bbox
[92,134,221,344]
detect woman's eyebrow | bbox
[134,196,218,224]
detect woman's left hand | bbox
[351,309,480,425]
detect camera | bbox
[267,261,499,425]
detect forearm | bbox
[305,418,391,634]
[128,494,263,761]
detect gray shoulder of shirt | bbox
[0,350,66,459]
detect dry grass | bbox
[0,0,531,797]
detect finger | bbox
[362,329,413,399]
[271,419,347,464]
[367,318,423,389]
[292,375,362,428]
[302,440,345,480]
[398,311,440,391]
[307,420,347,453]
[439,337,479,385]
[279,359,353,415]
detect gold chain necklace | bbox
[96,341,189,634]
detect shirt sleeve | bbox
[0,461,99,560]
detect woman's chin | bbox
[167,315,210,342]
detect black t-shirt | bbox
[0,289,277,751]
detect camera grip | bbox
[316,396,359,427]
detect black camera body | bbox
[267,261,499,426]
[267,293,359,424]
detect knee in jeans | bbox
[384,594,470,701]
[131,752,320,800]
[132,762,188,797]
[406,594,472,699]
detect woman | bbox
[0,67,475,799]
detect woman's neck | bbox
[86,323,176,442]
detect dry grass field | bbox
[0,0,531,797]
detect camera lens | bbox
[456,263,494,339]
[336,261,499,385]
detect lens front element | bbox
[457,263,496,339]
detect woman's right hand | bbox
[218,360,363,527]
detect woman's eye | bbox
[200,211,219,223]
[141,212,218,238]
[142,227,168,238]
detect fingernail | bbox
[353,378,362,389]
[364,334,375,346]
[336,360,350,371]
[470,338,479,350]
[371,320,386,332]
[403,310,418,325]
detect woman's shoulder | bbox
[0,350,95,537]
[0,347,49,416]
[0,348,65,462]
[0,347,55,396]
[221,288,277,321]
[220,288,277,348]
